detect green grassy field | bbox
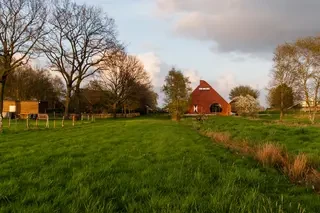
[198,116,320,165]
[0,118,320,212]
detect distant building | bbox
[75,89,108,113]
[299,99,320,112]
[188,80,231,115]
[300,100,320,108]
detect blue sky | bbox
[75,0,320,107]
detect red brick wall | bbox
[188,80,231,115]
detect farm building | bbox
[2,100,48,118]
[188,80,231,115]
[75,89,108,113]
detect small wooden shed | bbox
[3,100,39,118]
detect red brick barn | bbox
[188,80,231,115]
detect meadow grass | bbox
[0,118,319,212]
[197,116,320,165]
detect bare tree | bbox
[271,37,320,123]
[40,0,119,116]
[294,37,320,124]
[269,43,299,121]
[0,0,47,131]
[125,82,158,114]
[98,52,150,118]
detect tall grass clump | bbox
[307,169,320,191]
[288,154,309,182]
[256,143,287,168]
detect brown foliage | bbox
[307,169,320,191]
[256,143,287,167]
[288,154,309,182]
[203,131,253,154]
[206,131,230,143]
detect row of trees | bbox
[0,0,157,131]
[88,52,157,117]
[5,66,64,107]
[269,36,320,123]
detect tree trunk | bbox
[113,103,117,118]
[172,113,181,121]
[74,85,81,114]
[280,110,284,121]
[0,77,6,133]
[280,86,284,122]
[64,86,72,118]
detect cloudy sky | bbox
[75,0,320,106]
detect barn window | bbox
[210,103,222,113]
[193,105,198,113]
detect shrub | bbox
[234,95,260,117]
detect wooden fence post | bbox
[15,115,17,130]
[54,112,56,128]
[46,116,49,128]
[72,115,75,126]
[8,114,11,128]
[62,116,64,127]
[26,116,29,129]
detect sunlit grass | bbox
[0,118,319,212]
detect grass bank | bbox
[0,118,319,212]
[197,116,320,163]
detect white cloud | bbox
[137,52,162,87]
[184,69,200,88]
[136,52,269,106]
[136,51,203,106]
[155,0,320,53]
[209,72,237,101]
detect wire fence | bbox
[2,113,140,133]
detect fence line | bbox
[4,112,141,131]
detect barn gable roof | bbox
[192,80,229,105]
